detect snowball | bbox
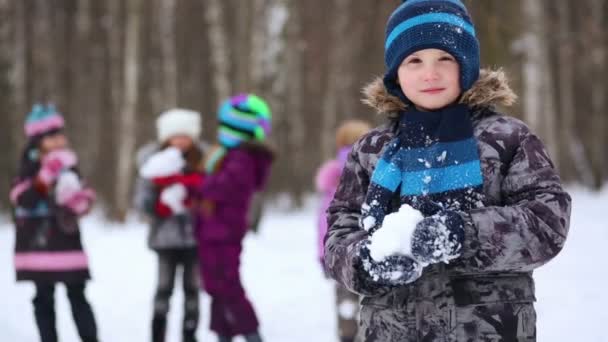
[362,216,377,231]
[139,147,185,179]
[160,183,187,214]
[368,204,423,262]
[55,171,83,205]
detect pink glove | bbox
[62,188,96,215]
[55,171,95,215]
[38,149,78,185]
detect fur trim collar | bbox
[362,69,517,118]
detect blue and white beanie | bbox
[383,0,480,103]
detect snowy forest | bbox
[0,0,606,220]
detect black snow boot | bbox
[152,315,167,342]
[183,328,197,342]
[244,332,263,342]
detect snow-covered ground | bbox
[1,187,607,341]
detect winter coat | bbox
[10,171,91,283]
[315,159,343,264]
[324,69,571,341]
[134,142,205,251]
[195,142,273,244]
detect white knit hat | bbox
[156,108,202,142]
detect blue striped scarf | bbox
[362,104,483,233]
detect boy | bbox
[324,1,571,341]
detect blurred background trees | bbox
[0,0,606,220]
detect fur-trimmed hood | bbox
[362,68,517,118]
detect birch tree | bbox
[203,0,231,102]
[519,0,558,166]
[159,0,178,107]
[588,0,606,187]
[114,0,142,220]
[556,0,594,186]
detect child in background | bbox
[196,94,274,342]
[134,109,205,342]
[324,0,571,341]
[10,104,98,342]
[315,120,371,342]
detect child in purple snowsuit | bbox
[196,94,273,342]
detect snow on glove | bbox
[159,183,187,214]
[139,147,185,179]
[62,188,96,215]
[55,171,96,215]
[356,239,423,287]
[410,198,444,217]
[38,149,78,185]
[411,210,465,265]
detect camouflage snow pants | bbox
[336,283,360,342]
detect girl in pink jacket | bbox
[315,120,371,342]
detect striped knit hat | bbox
[383,0,480,103]
[24,104,65,138]
[218,94,271,148]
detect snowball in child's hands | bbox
[160,183,187,214]
[367,204,423,262]
[55,171,82,204]
[139,147,185,179]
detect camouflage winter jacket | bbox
[324,69,571,341]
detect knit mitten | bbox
[411,210,465,265]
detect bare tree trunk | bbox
[320,0,350,159]
[284,0,306,205]
[519,0,558,167]
[13,0,27,121]
[203,0,231,102]
[235,1,252,91]
[31,0,58,103]
[114,0,142,220]
[0,0,13,210]
[588,0,606,187]
[249,0,269,89]
[159,0,178,107]
[73,0,101,179]
[107,0,123,117]
[11,0,26,156]
[556,0,594,186]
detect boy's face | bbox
[167,134,195,152]
[398,48,461,111]
[40,133,68,154]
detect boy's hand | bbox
[411,210,465,265]
[356,239,423,286]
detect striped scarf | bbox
[362,104,483,233]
